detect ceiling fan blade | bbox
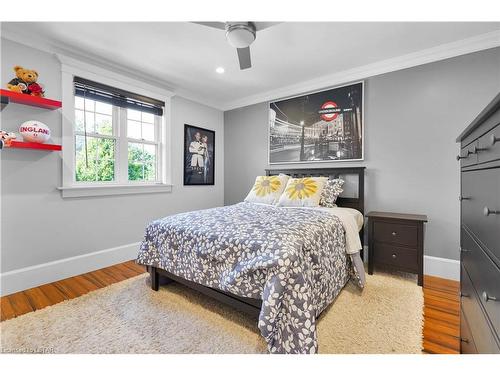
[253,22,281,31]
[237,47,252,70]
[192,22,226,30]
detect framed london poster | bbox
[269,81,363,163]
[183,124,215,185]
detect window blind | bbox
[74,77,164,116]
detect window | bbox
[126,109,158,182]
[58,57,173,198]
[73,77,164,185]
[74,97,115,182]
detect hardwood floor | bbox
[0,261,146,322]
[0,262,460,354]
[423,275,460,354]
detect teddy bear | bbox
[7,65,45,97]
[0,130,17,149]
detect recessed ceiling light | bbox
[216,67,225,74]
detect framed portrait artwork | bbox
[183,124,215,185]
[269,81,364,164]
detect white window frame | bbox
[57,54,174,198]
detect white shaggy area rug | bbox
[1,271,423,354]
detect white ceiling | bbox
[2,22,499,110]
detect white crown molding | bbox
[1,28,176,92]
[57,53,175,99]
[2,27,499,112]
[0,27,227,110]
[221,29,500,111]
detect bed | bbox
[137,167,365,354]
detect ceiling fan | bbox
[194,22,279,70]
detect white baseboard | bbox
[0,242,140,296]
[424,255,460,281]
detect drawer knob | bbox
[391,231,397,236]
[460,337,470,343]
[458,196,471,201]
[460,248,471,253]
[489,134,499,147]
[391,254,397,259]
[456,148,473,160]
[471,145,489,154]
[482,291,498,302]
[460,292,469,298]
[483,206,500,216]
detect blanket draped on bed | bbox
[137,202,363,354]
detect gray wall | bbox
[224,47,500,261]
[1,38,224,273]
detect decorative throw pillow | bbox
[244,174,289,205]
[277,177,327,207]
[320,178,344,208]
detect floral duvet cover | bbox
[137,202,364,353]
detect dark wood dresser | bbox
[366,211,427,286]
[456,92,500,354]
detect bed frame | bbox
[149,167,365,318]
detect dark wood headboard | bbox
[265,167,366,215]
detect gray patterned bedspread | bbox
[137,202,364,354]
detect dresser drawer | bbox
[477,123,500,165]
[461,168,500,263]
[373,243,418,272]
[460,265,500,353]
[459,140,478,167]
[461,228,500,335]
[460,309,478,354]
[373,221,418,247]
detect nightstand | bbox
[366,211,427,286]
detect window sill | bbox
[57,183,173,198]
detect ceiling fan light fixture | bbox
[225,23,256,48]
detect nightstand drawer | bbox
[373,221,418,247]
[373,243,418,272]
[367,211,426,286]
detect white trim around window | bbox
[57,54,174,198]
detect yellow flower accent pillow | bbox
[244,175,289,205]
[277,177,328,207]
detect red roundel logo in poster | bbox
[320,101,339,122]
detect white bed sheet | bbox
[315,207,364,231]
[313,206,363,254]
[278,205,364,254]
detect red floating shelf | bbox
[8,141,62,151]
[0,89,62,110]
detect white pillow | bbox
[244,174,290,205]
[277,177,328,207]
